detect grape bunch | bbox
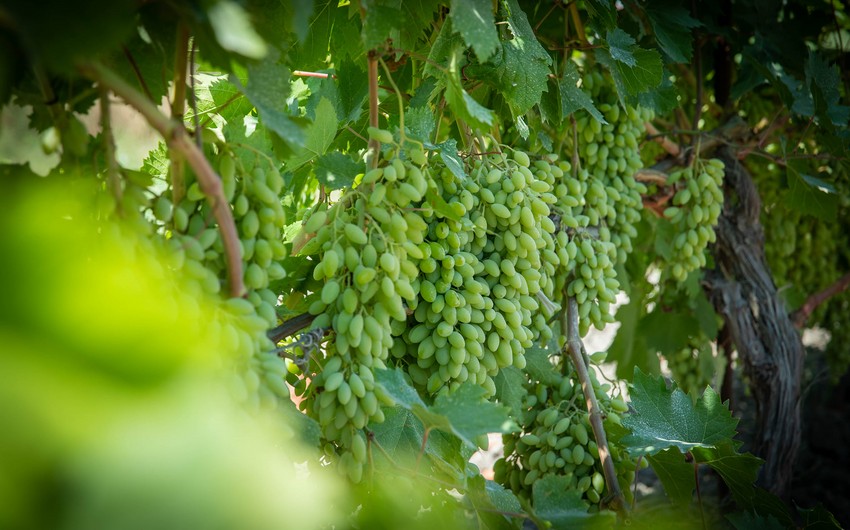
[663,158,725,282]
[394,147,561,397]
[296,136,432,480]
[143,148,293,414]
[566,70,651,265]
[494,356,639,507]
[663,334,717,395]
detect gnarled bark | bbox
[704,147,803,496]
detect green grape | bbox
[663,158,725,282]
[495,353,638,507]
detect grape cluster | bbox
[145,149,292,414]
[296,139,432,480]
[663,334,716,395]
[395,148,561,397]
[662,158,725,282]
[566,71,651,265]
[494,357,639,506]
[528,72,651,335]
[756,158,850,378]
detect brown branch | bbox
[367,51,380,169]
[564,297,626,515]
[634,168,670,185]
[169,25,190,205]
[99,88,123,215]
[79,61,245,298]
[645,122,681,157]
[268,312,317,343]
[792,272,850,329]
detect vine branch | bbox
[792,271,850,329]
[169,24,190,205]
[78,61,246,298]
[645,122,681,157]
[367,51,380,169]
[564,297,626,515]
[268,312,317,343]
[99,88,123,215]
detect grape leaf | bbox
[375,369,516,446]
[493,366,526,419]
[473,0,551,115]
[560,62,606,124]
[375,367,426,410]
[806,51,850,129]
[313,152,362,189]
[449,0,499,62]
[726,512,785,530]
[406,105,436,142]
[645,4,700,63]
[608,290,659,381]
[607,29,638,67]
[284,97,339,170]
[437,138,467,181]
[444,52,496,131]
[621,368,738,457]
[430,383,518,444]
[465,475,522,530]
[523,346,561,386]
[646,448,695,507]
[692,442,764,512]
[783,163,838,221]
[798,504,843,529]
[361,0,402,50]
[531,475,616,529]
[289,0,336,70]
[370,405,467,480]
[208,1,268,59]
[235,48,304,146]
[206,79,253,124]
[598,47,663,98]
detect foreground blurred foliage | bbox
[0,179,346,530]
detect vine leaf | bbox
[284,97,338,170]
[449,0,499,63]
[369,405,467,480]
[607,290,659,380]
[437,138,467,181]
[692,442,766,513]
[430,384,519,444]
[445,52,496,131]
[235,48,304,146]
[313,152,362,189]
[208,1,268,59]
[805,51,850,129]
[646,448,695,507]
[493,366,526,419]
[726,512,785,530]
[375,368,517,447]
[466,475,523,530]
[470,0,551,116]
[607,29,638,67]
[641,308,699,358]
[531,475,616,529]
[645,3,700,63]
[598,30,663,97]
[621,368,738,457]
[523,346,561,386]
[560,62,607,124]
[783,162,838,221]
